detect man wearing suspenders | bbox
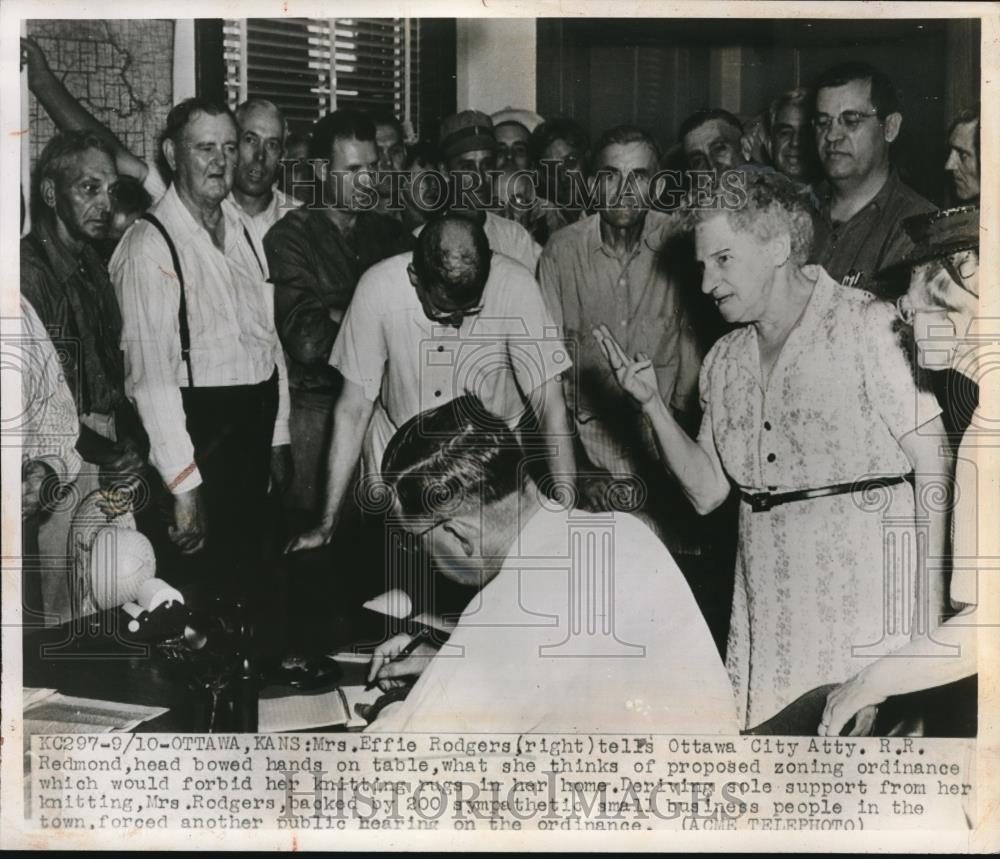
[110,98,291,609]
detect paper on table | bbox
[258,685,384,732]
[23,693,168,734]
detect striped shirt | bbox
[110,184,290,495]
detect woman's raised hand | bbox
[593,324,658,407]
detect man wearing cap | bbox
[810,61,935,292]
[821,205,987,742]
[418,110,542,273]
[265,110,412,513]
[284,214,574,554]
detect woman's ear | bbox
[770,233,792,267]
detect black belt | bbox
[739,475,909,513]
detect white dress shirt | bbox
[110,184,290,494]
[370,507,740,733]
[230,187,300,248]
[330,250,568,473]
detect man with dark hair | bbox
[110,97,291,608]
[370,112,408,218]
[285,214,573,553]
[680,108,747,182]
[231,98,297,245]
[764,88,818,184]
[264,109,412,513]
[21,129,146,621]
[364,394,738,733]
[539,124,703,552]
[416,110,541,272]
[530,116,590,225]
[945,107,979,204]
[493,118,572,246]
[811,61,935,291]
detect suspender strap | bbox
[242,226,265,277]
[140,212,194,387]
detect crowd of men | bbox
[19,37,982,732]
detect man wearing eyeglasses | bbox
[811,61,935,293]
[284,214,575,554]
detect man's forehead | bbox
[949,120,978,150]
[331,136,377,164]
[684,120,738,151]
[495,124,529,143]
[62,148,116,183]
[240,106,283,139]
[775,103,807,127]
[816,78,873,111]
[182,111,237,144]
[597,140,657,170]
[376,123,402,145]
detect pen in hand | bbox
[366,626,433,691]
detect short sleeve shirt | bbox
[330,251,569,429]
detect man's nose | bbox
[379,150,392,170]
[944,150,960,171]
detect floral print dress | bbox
[697,267,942,728]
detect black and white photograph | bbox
[1,0,997,850]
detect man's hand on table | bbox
[367,632,439,692]
[170,486,207,554]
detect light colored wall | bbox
[456,18,535,115]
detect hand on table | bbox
[367,632,439,692]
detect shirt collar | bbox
[160,183,248,252]
[586,211,665,258]
[818,169,901,221]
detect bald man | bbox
[285,214,575,553]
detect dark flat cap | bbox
[878,206,979,278]
[439,110,497,160]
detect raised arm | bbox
[594,324,730,514]
[22,36,151,184]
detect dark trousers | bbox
[178,372,279,615]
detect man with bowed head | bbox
[364,394,739,734]
[285,214,574,555]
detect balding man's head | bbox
[408,216,492,325]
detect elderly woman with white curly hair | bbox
[596,171,951,732]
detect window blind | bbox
[223,18,420,137]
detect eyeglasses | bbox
[395,518,450,560]
[812,109,880,134]
[424,302,484,328]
